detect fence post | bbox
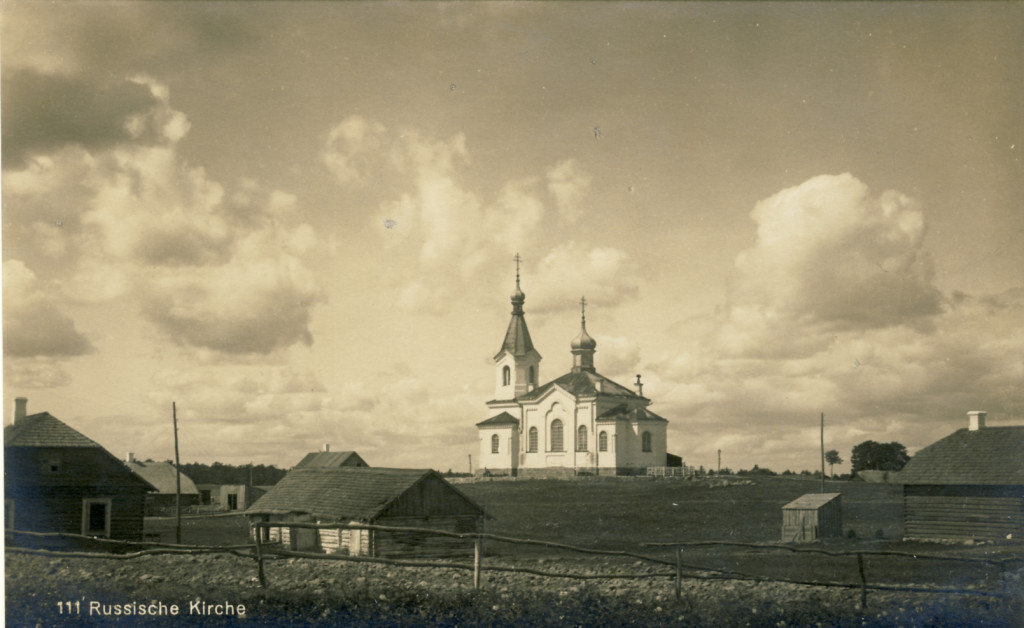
[856,552,867,609]
[253,522,267,589]
[675,546,682,601]
[473,534,483,590]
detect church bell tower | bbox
[493,254,542,399]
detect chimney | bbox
[634,374,644,397]
[13,397,28,424]
[968,411,986,431]
[127,452,136,463]
[322,443,330,453]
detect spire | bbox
[571,295,596,373]
[497,253,536,358]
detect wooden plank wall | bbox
[905,495,1023,541]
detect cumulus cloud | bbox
[2,260,94,358]
[648,175,1022,474]
[1,69,156,169]
[321,115,389,186]
[528,244,641,314]
[324,117,615,315]
[6,76,324,355]
[547,159,592,223]
[721,173,943,358]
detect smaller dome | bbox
[511,284,525,303]
[571,325,596,350]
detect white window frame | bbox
[82,498,113,537]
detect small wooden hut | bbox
[246,467,487,557]
[782,493,842,542]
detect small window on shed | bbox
[528,427,538,452]
[642,431,652,452]
[502,366,511,386]
[576,425,588,451]
[491,434,500,454]
[599,431,608,452]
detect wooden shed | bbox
[246,467,487,557]
[782,493,842,542]
[124,457,200,516]
[898,413,1024,542]
[4,402,155,546]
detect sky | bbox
[2,1,1022,476]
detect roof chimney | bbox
[968,411,986,431]
[127,452,136,463]
[13,397,28,424]
[634,374,644,397]
[322,443,330,453]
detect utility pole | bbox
[173,402,182,545]
[468,454,472,475]
[717,449,721,474]
[820,412,825,493]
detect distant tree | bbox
[850,441,910,473]
[825,450,843,477]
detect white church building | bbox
[476,265,668,478]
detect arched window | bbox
[576,425,588,451]
[550,419,563,452]
[528,427,538,453]
[642,431,652,452]
[599,431,608,452]
[502,366,511,386]
[491,434,500,454]
[528,366,536,386]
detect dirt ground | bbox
[6,550,1022,627]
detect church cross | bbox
[580,296,587,322]
[514,253,522,283]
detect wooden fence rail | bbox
[7,524,1022,612]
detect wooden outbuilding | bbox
[4,399,155,545]
[781,493,842,542]
[246,467,487,557]
[124,456,200,516]
[294,449,369,469]
[898,412,1024,542]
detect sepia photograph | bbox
[2,1,1022,625]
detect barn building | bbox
[124,454,200,516]
[294,447,368,469]
[246,467,486,557]
[899,411,1024,542]
[4,398,155,543]
[477,263,668,478]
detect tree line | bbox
[172,461,288,486]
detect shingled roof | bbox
[246,467,485,522]
[517,371,640,402]
[898,426,1024,485]
[125,460,200,495]
[295,451,368,469]
[4,412,103,448]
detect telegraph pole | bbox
[820,412,826,493]
[173,402,182,544]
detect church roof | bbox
[596,403,668,423]
[476,412,519,427]
[496,311,538,359]
[518,371,641,402]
